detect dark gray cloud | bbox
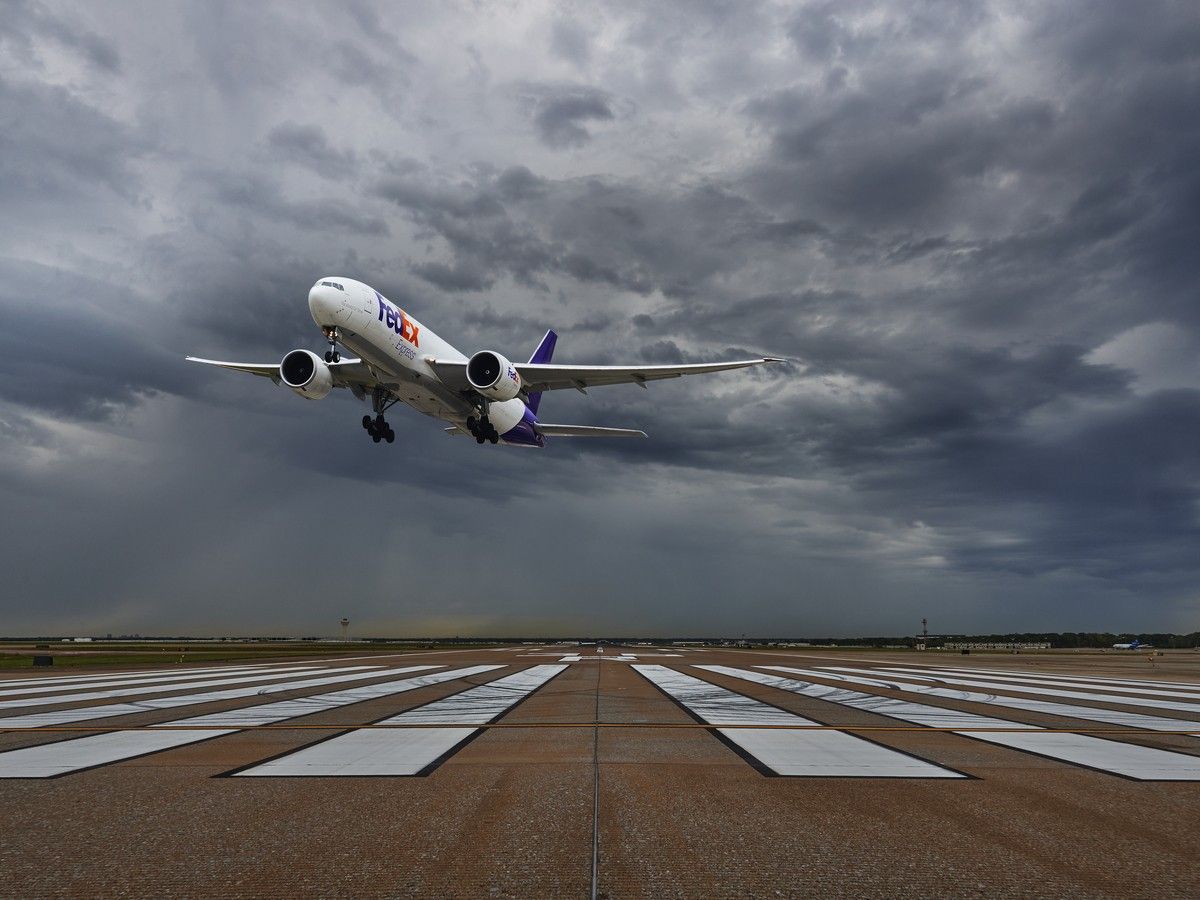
[1,1,1199,637]
[0,77,144,201]
[265,122,359,180]
[2,0,121,73]
[526,85,617,147]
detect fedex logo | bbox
[508,366,519,384]
[376,292,420,347]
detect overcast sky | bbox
[2,1,1198,637]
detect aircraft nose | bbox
[308,281,339,323]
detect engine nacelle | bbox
[279,349,333,400]
[466,350,522,401]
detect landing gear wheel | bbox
[375,414,387,429]
[385,429,395,444]
[362,415,373,429]
[476,434,486,444]
[466,416,477,432]
[372,431,382,443]
[324,351,333,363]
[489,434,499,444]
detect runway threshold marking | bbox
[881,665,1200,692]
[818,666,1200,715]
[0,665,359,712]
[0,664,327,700]
[747,666,1200,781]
[6,723,1200,734]
[0,666,500,778]
[0,661,307,690]
[0,665,417,730]
[634,665,964,778]
[773,667,1200,733]
[866,665,1200,699]
[233,664,568,777]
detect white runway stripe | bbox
[0,662,297,689]
[0,665,353,711]
[706,666,1200,781]
[0,665,324,699]
[635,666,962,778]
[878,665,1200,693]
[861,666,1200,701]
[236,664,567,777]
[0,666,417,729]
[0,666,499,778]
[818,666,1200,715]
[761,665,1200,738]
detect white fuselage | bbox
[307,277,528,434]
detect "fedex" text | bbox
[376,292,420,347]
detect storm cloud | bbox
[1,1,1198,637]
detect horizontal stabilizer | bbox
[535,424,648,438]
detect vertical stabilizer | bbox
[526,329,557,414]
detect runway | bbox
[2,645,1199,897]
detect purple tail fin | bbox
[526,329,556,414]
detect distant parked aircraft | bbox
[1112,639,1153,650]
[188,277,781,446]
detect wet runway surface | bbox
[3,645,1199,897]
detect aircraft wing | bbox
[185,356,379,389]
[428,357,783,394]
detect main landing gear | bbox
[322,326,341,363]
[466,414,499,445]
[363,387,394,444]
[363,414,394,444]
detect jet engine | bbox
[466,350,522,401]
[279,349,334,399]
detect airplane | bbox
[1112,639,1153,650]
[187,277,782,447]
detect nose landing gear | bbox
[322,326,341,363]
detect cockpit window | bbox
[320,281,344,291]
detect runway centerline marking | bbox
[233,664,568,777]
[634,665,963,778]
[0,665,499,778]
[742,665,1200,781]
